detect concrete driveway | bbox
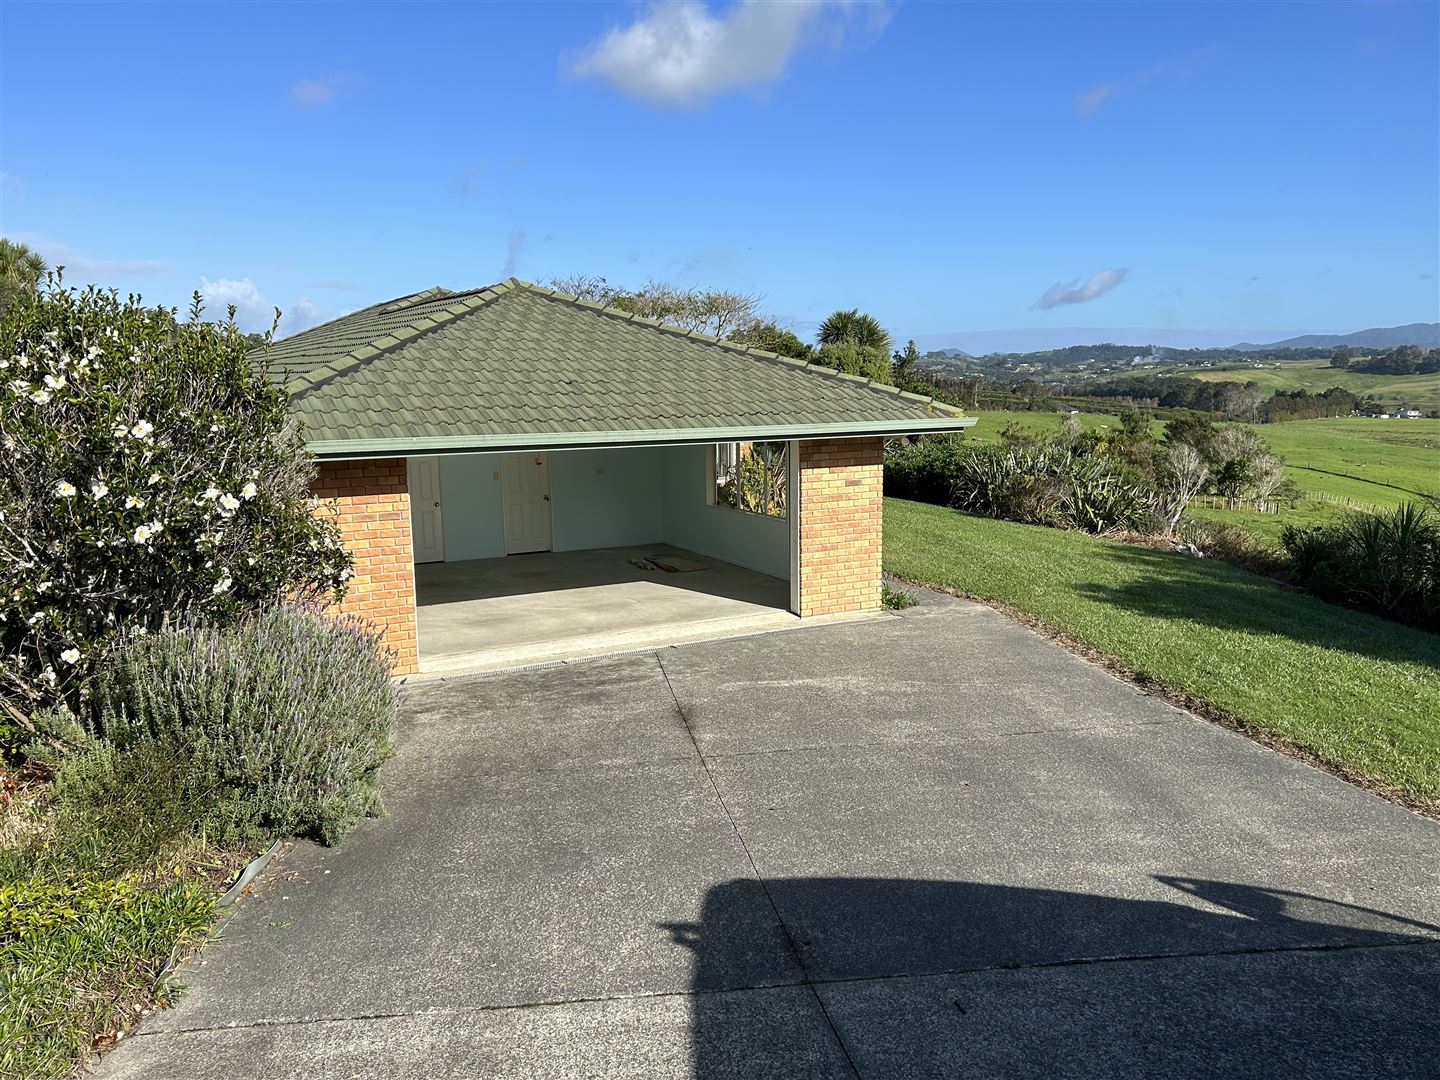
[99,589,1440,1079]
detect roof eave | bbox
[305,416,977,461]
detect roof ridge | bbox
[283,283,515,398]
[508,279,967,420]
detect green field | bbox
[1190,358,1440,413]
[965,411,1439,539]
[884,498,1440,807]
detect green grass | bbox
[1245,417,1440,508]
[1189,358,1440,413]
[1184,503,1338,546]
[0,749,247,1080]
[884,497,1440,806]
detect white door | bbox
[408,457,445,563]
[502,453,552,554]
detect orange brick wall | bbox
[797,437,884,617]
[313,459,419,675]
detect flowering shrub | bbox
[90,604,397,846]
[0,284,350,718]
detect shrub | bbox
[90,604,397,846]
[0,283,351,719]
[1281,502,1440,631]
[1176,517,1287,577]
[883,435,971,505]
[950,445,1152,534]
[881,583,919,610]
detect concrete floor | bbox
[97,585,1440,1080]
[414,546,795,675]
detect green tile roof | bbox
[260,279,974,458]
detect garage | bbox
[273,279,973,674]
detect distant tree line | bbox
[1330,344,1440,376]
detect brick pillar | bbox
[313,459,419,675]
[796,437,884,617]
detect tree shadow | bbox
[664,876,1440,1079]
[1074,543,1440,669]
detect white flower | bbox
[133,524,155,544]
[41,667,56,686]
[240,481,258,501]
[0,358,8,369]
[218,493,241,515]
[86,345,101,361]
[113,422,130,438]
[212,572,233,595]
[146,472,161,486]
[209,424,221,433]
[29,389,51,405]
[201,484,221,501]
[36,580,51,593]
[89,480,109,500]
[60,648,80,665]
[124,495,145,509]
[43,373,65,390]
[130,419,154,439]
[54,480,77,498]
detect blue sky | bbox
[2,1,1437,350]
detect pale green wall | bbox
[432,446,789,582]
[438,453,506,561]
[658,445,790,579]
[551,447,665,551]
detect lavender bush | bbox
[90,604,397,845]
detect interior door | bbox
[408,457,445,563]
[502,453,553,554]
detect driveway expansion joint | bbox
[653,651,864,1079]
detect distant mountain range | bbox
[1232,324,1440,351]
[911,322,1439,357]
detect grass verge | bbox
[0,764,251,1079]
[884,497,1440,812]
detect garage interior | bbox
[408,444,798,674]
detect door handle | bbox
[542,494,550,501]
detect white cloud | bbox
[1075,46,1218,117]
[565,0,888,108]
[197,277,324,337]
[26,238,171,280]
[291,74,356,110]
[1034,268,1129,310]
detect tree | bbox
[729,320,813,360]
[814,339,893,383]
[544,275,762,339]
[1164,413,1217,455]
[817,309,892,355]
[1249,453,1287,504]
[892,339,921,386]
[1158,442,1209,535]
[1,285,351,717]
[814,309,895,385]
[0,238,49,314]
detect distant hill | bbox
[1233,324,1439,351]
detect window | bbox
[710,441,787,518]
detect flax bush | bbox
[89,604,397,846]
[0,282,351,721]
[1282,502,1440,632]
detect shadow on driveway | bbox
[667,874,1440,1079]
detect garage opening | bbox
[409,444,796,674]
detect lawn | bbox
[1189,358,1440,414]
[883,497,1440,808]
